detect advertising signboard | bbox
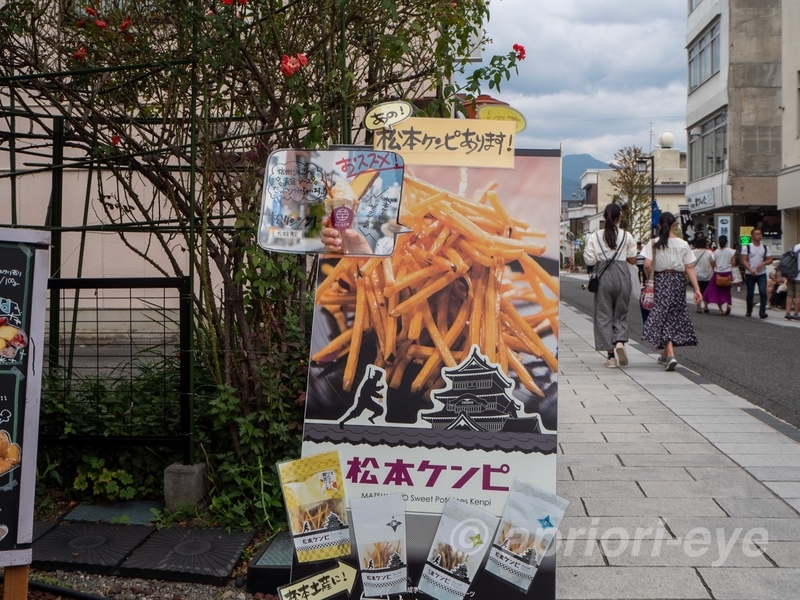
[0,228,49,566]
[291,135,562,599]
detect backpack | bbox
[779,247,800,280]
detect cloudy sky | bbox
[467,0,688,162]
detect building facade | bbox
[685,0,783,250]
[778,0,800,247]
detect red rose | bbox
[71,48,87,61]
[95,19,107,29]
[75,19,86,28]
[513,43,526,60]
[280,55,301,77]
[221,0,233,5]
[296,53,308,66]
[120,15,132,32]
[237,0,247,4]
[85,7,97,16]
[111,135,121,146]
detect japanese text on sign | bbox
[372,117,516,168]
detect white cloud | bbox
[461,0,689,162]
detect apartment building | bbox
[779,0,800,246]
[685,0,783,249]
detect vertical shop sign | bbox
[0,228,49,565]
[294,123,562,599]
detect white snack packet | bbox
[417,499,499,600]
[350,494,407,597]
[484,478,569,592]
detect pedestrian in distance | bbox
[785,241,800,320]
[740,228,773,318]
[692,237,713,313]
[583,203,638,368]
[704,234,735,315]
[635,241,646,285]
[641,212,703,371]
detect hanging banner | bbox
[0,228,49,566]
[373,117,516,168]
[296,149,561,599]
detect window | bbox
[797,72,800,138]
[689,21,721,91]
[689,0,703,12]
[689,112,727,181]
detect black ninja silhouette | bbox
[339,367,385,428]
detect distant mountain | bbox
[562,154,610,200]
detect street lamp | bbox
[637,155,657,238]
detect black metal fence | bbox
[41,277,192,464]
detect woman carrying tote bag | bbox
[704,234,735,315]
[583,203,638,368]
[641,212,703,371]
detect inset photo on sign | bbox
[257,149,407,257]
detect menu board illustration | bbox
[0,229,49,563]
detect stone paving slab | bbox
[745,466,800,481]
[663,518,800,542]
[618,454,737,467]
[759,541,800,567]
[582,498,727,517]
[698,567,800,600]
[713,443,800,455]
[714,498,800,519]
[556,566,710,599]
[688,422,777,433]
[726,454,800,467]
[700,432,796,444]
[661,442,724,454]
[599,538,773,568]
[763,481,800,497]
[560,442,669,455]
[560,423,648,433]
[557,516,673,540]
[602,431,707,443]
[557,453,623,467]
[557,480,646,499]
[570,466,694,481]
[638,480,775,499]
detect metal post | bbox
[650,156,657,238]
[47,117,64,369]
[179,276,192,465]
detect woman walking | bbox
[704,234,735,315]
[584,203,637,368]
[692,237,714,313]
[641,212,703,371]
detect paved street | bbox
[554,299,800,599]
[561,273,800,430]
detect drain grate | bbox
[63,501,164,526]
[119,527,256,586]
[246,531,293,594]
[32,523,154,574]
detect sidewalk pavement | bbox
[554,302,800,600]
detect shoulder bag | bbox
[587,232,624,293]
[640,243,655,310]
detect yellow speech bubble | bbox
[477,105,527,133]
[364,101,413,131]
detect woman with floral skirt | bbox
[641,212,703,371]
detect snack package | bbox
[350,494,407,597]
[484,479,569,592]
[277,450,350,563]
[417,499,499,600]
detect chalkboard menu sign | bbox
[0,228,49,565]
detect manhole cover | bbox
[32,523,154,574]
[119,527,256,585]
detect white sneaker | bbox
[614,343,628,367]
[605,357,617,368]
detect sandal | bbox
[703,307,709,313]
[726,305,731,315]
[696,307,702,313]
